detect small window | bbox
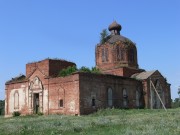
[59,99,63,107]
[92,98,95,107]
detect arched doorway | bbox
[29,77,43,114]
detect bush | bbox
[59,66,77,77]
[91,67,101,74]
[37,112,44,116]
[79,66,91,73]
[59,66,101,77]
[13,111,21,117]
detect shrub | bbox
[37,112,44,116]
[59,66,77,77]
[91,67,101,74]
[79,66,91,73]
[13,111,21,117]
[59,66,101,77]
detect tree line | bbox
[0,100,5,115]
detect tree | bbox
[0,100,5,115]
[171,98,180,108]
[59,66,77,77]
[100,29,109,44]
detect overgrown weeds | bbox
[0,108,180,135]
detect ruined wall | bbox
[79,73,143,114]
[142,71,171,109]
[49,59,76,77]
[48,74,80,115]
[5,82,29,116]
[102,67,144,77]
[5,72,80,116]
[26,59,75,77]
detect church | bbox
[5,21,171,117]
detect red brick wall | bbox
[49,59,76,77]
[26,59,49,77]
[48,74,80,115]
[79,72,144,114]
[96,42,139,75]
[142,71,171,109]
[5,81,29,116]
[26,59,75,77]
[5,73,80,116]
[102,67,144,77]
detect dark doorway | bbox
[33,93,39,114]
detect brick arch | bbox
[28,76,44,114]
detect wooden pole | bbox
[150,79,153,109]
[150,80,167,112]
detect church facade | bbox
[5,21,171,117]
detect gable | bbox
[28,67,47,84]
[131,70,162,80]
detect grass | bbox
[0,108,180,135]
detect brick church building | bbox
[5,21,171,117]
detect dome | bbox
[108,21,122,31]
[107,35,131,44]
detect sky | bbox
[0,0,180,100]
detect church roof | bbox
[6,74,26,84]
[131,70,157,80]
[107,35,132,44]
[106,21,135,44]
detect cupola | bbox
[108,21,122,35]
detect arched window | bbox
[107,88,113,107]
[136,88,140,108]
[102,48,108,62]
[92,98,95,107]
[117,46,125,61]
[14,91,19,109]
[129,49,135,62]
[122,88,128,108]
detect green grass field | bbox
[0,108,180,135]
